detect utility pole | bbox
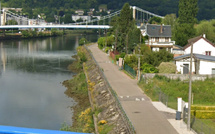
[115,29,118,53]
[0,2,1,26]
[187,42,193,130]
[138,56,140,81]
[105,29,107,48]
[126,34,128,54]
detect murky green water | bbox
[0,34,97,130]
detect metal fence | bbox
[183,109,215,134]
[124,64,136,77]
[148,86,177,110]
[84,45,136,134]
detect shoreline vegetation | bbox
[0,29,97,40]
[61,46,94,132]
[61,45,129,133]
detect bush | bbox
[141,63,158,73]
[21,30,31,38]
[98,37,105,49]
[191,110,215,119]
[158,62,176,73]
[192,106,215,111]
[105,47,110,53]
[79,38,88,46]
[143,49,173,67]
[124,54,138,69]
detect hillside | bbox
[1,0,215,20]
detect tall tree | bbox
[174,0,198,46]
[195,20,215,43]
[112,3,139,53]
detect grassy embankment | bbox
[138,75,215,130]
[61,47,94,133]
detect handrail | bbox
[0,125,89,134]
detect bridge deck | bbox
[0,25,110,29]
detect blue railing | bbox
[0,125,89,134]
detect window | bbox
[205,51,211,56]
[155,37,159,42]
[165,37,169,42]
[212,68,215,74]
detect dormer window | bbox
[205,51,211,56]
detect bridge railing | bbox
[0,125,89,134]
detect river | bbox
[0,34,98,130]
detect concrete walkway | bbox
[152,102,195,134]
[88,44,179,134]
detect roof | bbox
[174,53,215,62]
[146,24,172,37]
[173,45,183,50]
[183,35,215,50]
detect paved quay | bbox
[88,44,184,134]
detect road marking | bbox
[119,96,145,101]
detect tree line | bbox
[1,0,215,21]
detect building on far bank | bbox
[145,24,175,52]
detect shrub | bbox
[124,54,138,69]
[78,51,87,63]
[105,47,110,53]
[98,37,105,49]
[141,63,158,73]
[98,120,107,125]
[158,62,176,73]
[21,30,31,38]
[192,106,215,111]
[191,110,215,119]
[79,37,88,46]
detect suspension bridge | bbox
[0,6,164,30]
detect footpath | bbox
[88,44,195,134]
[88,44,197,134]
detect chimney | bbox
[160,24,163,33]
[203,34,206,38]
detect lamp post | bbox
[187,43,193,130]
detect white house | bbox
[183,34,215,56]
[145,24,175,52]
[174,54,215,75]
[174,34,215,75]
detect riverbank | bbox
[0,29,64,40]
[62,45,132,133]
[62,46,93,132]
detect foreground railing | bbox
[0,125,89,134]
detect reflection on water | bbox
[0,34,97,130]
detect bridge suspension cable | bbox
[74,6,164,26]
[73,10,121,25]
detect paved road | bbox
[88,44,178,134]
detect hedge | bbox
[191,105,215,111]
[191,110,215,119]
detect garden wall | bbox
[142,73,215,81]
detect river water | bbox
[0,34,97,130]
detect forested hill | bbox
[1,0,215,20]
